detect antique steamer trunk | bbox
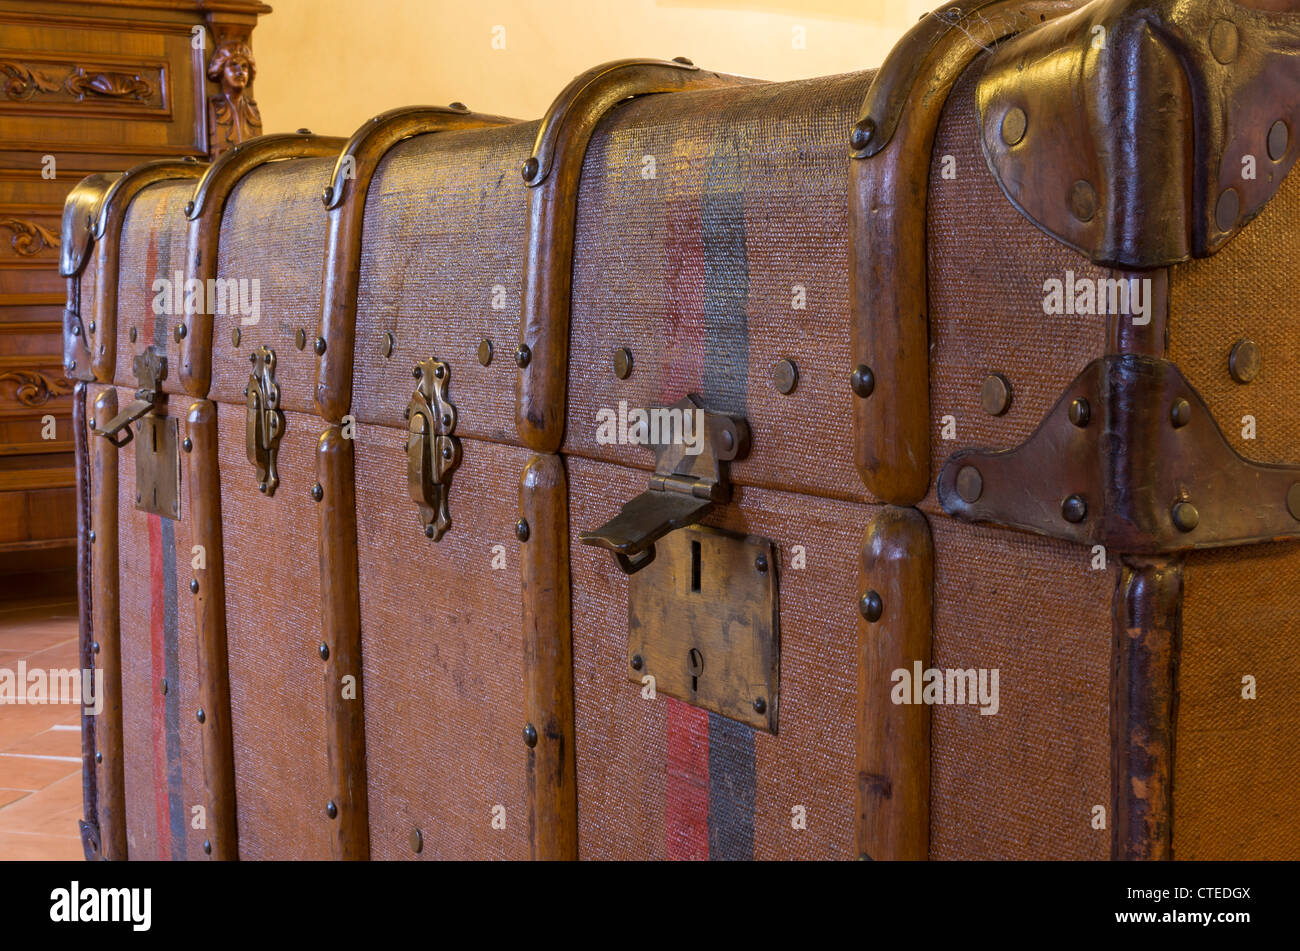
[63,0,1300,860]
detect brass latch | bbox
[406,357,461,541]
[579,395,750,574]
[245,345,284,496]
[92,347,166,447]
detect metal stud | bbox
[1068,398,1091,428]
[190,579,199,594]
[310,483,323,502]
[1269,120,1290,163]
[425,525,436,538]
[1172,500,1200,533]
[1068,180,1098,223]
[318,642,329,661]
[1210,19,1239,64]
[630,654,643,671]
[515,343,531,368]
[523,723,538,748]
[613,347,633,380]
[1216,188,1240,233]
[850,118,875,152]
[753,697,767,714]
[1001,107,1027,147]
[980,373,1012,416]
[859,590,883,623]
[672,56,693,66]
[183,437,193,452]
[95,752,102,764]
[71,323,80,337]
[314,337,327,355]
[196,708,206,724]
[956,466,983,504]
[295,328,307,350]
[850,365,875,399]
[449,101,468,111]
[410,828,424,854]
[92,641,99,655]
[521,157,540,182]
[477,339,493,366]
[1170,399,1192,429]
[88,531,96,543]
[174,323,187,342]
[773,358,798,395]
[412,366,421,380]
[1229,338,1261,384]
[203,840,211,855]
[515,518,530,542]
[322,186,334,206]
[755,553,768,574]
[1061,494,1088,524]
[88,320,96,334]
[381,331,394,358]
[326,800,338,819]
[129,326,138,343]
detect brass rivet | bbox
[203,840,211,855]
[196,708,206,724]
[88,320,96,334]
[1069,398,1091,428]
[434,365,445,380]
[410,828,424,853]
[515,343,531,368]
[1061,494,1088,524]
[1229,338,1261,384]
[190,579,199,594]
[850,118,875,152]
[322,185,334,206]
[71,323,81,337]
[1287,483,1300,521]
[1269,120,1290,162]
[956,466,983,503]
[672,56,694,66]
[129,326,138,343]
[515,518,530,542]
[860,590,883,623]
[613,347,633,380]
[160,678,168,695]
[297,127,313,135]
[1001,107,1027,147]
[1170,398,1192,428]
[449,101,468,111]
[174,323,187,342]
[477,339,493,366]
[412,366,421,380]
[850,365,875,399]
[183,437,193,452]
[1068,180,1098,223]
[314,336,327,355]
[753,697,767,714]
[381,331,394,358]
[773,358,798,395]
[326,800,338,819]
[521,157,540,182]
[981,373,1012,416]
[755,553,768,574]
[295,328,307,350]
[318,642,329,661]
[523,723,538,748]
[1210,19,1239,64]
[1216,188,1240,233]
[310,482,323,502]
[630,654,643,671]
[1172,500,1200,533]
[184,201,195,217]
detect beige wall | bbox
[252,0,922,136]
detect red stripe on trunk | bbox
[665,698,709,860]
[148,513,171,857]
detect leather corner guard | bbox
[186,399,239,859]
[939,354,1300,552]
[978,0,1300,268]
[850,0,1083,506]
[856,505,933,861]
[316,425,370,859]
[181,132,346,398]
[61,173,119,383]
[316,105,516,422]
[87,160,208,383]
[517,58,758,454]
[519,452,577,859]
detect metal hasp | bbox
[627,525,779,732]
[406,357,461,541]
[578,394,751,574]
[939,354,1300,552]
[91,347,180,519]
[245,345,284,496]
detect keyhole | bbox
[688,648,704,693]
[690,539,701,592]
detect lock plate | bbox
[627,524,779,733]
[134,414,181,519]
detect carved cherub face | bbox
[223,55,251,91]
[207,42,256,92]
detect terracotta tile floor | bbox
[0,597,85,861]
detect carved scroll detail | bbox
[0,370,74,407]
[0,218,60,256]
